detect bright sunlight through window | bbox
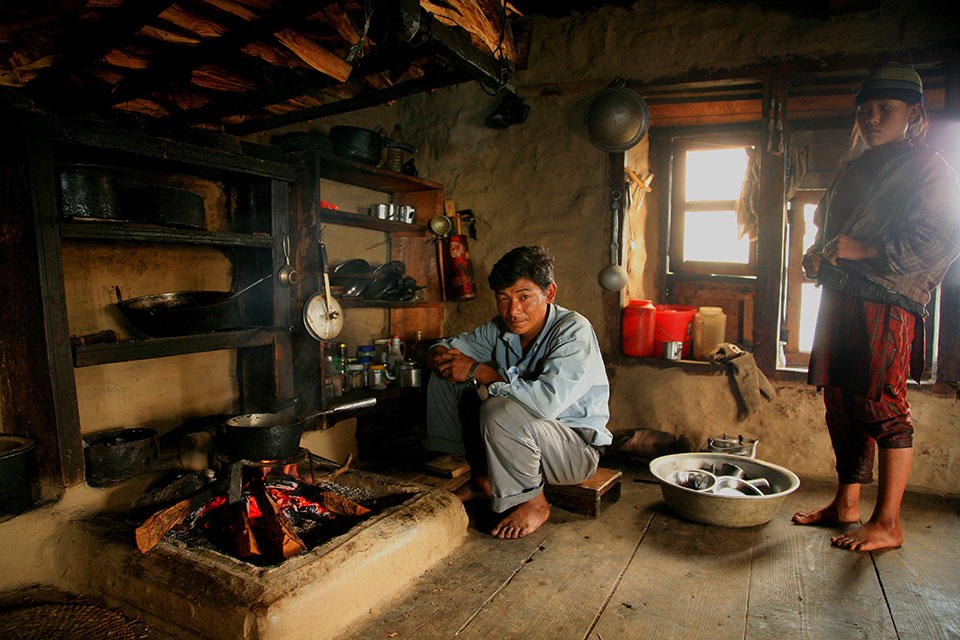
[798,203,823,351]
[683,147,750,264]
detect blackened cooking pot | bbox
[129,186,206,229]
[328,126,416,166]
[0,435,35,515]
[58,164,123,220]
[223,398,377,460]
[83,427,159,486]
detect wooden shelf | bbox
[60,221,274,247]
[288,150,442,193]
[72,328,285,367]
[55,122,296,181]
[320,208,426,233]
[339,299,442,309]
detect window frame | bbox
[668,137,760,277]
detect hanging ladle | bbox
[598,189,628,291]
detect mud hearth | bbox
[62,465,467,640]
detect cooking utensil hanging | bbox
[303,242,343,341]
[278,234,298,287]
[115,273,273,338]
[598,190,628,291]
[584,82,650,152]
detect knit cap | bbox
[856,62,923,106]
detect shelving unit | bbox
[0,112,296,490]
[285,149,444,415]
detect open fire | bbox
[133,451,399,566]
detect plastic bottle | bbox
[386,124,404,172]
[622,300,656,357]
[386,336,407,379]
[693,306,727,360]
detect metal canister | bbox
[398,360,422,388]
[662,341,683,360]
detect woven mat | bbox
[0,602,138,640]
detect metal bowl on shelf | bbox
[649,452,800,527]
[331,259,371,297]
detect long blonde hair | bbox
[843,103,929,163]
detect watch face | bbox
[303,293,343,341]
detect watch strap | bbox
[467,361,482,386]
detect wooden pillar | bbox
[754,70,788,372]
[0,114,84,490]
[936,61,960,386]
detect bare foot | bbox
[454,475,492,502]
[490,493,550,539]
[831,521,903,551]
[792,502,860,526]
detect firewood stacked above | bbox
[0,0,528,134]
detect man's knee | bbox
[479,396,530,441]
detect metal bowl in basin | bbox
[650,452,800,527]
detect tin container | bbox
[372,203,392,219]
[398,360,422,388]
[662,341,683,360]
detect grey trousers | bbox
[426,374,600,513]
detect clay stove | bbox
[64,455,467,640]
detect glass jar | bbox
[346,364,366,391]
[368,364,387,390]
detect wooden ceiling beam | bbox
[228,69,469,134]
[150,47,433,131]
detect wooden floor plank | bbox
[746,478,897,639]
[331,518,554,640]
[456,475,660,640]
[872,491,960,640]
[590,493,756,639]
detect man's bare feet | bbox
[454,475,492,502]
[490,493,550,539]
[792,502,860,526]
[831,521,903,551]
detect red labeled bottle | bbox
[622,300,656,357]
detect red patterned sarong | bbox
[808,288,918,484]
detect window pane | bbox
[802,203,818,253]
[683,210,750,263]
[799,282,822,352]
[685,148,750,201]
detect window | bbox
[782,191,824,367]
[669,140,756,276]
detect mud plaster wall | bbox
[256,0,960,492]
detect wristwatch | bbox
[467,362,489,400]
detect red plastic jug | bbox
[622,300,657,357]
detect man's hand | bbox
[431,348,475,383]
[823,234,879,265]
[801,251,822,280]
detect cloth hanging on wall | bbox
[735,148,760,240]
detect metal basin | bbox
[649,452,800,527]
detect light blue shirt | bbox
[437,304,612,446]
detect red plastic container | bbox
[653,304,697,359]
[622,300,657,357]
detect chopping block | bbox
[544,467,622,517]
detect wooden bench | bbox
[544,467,623,517]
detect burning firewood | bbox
[233,502,263,558]
[317,491,370,517]
[250,477,306,560]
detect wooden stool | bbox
[544,467,623,517]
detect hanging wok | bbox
[585,85,650,152]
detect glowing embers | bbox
[172,473,376,566]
